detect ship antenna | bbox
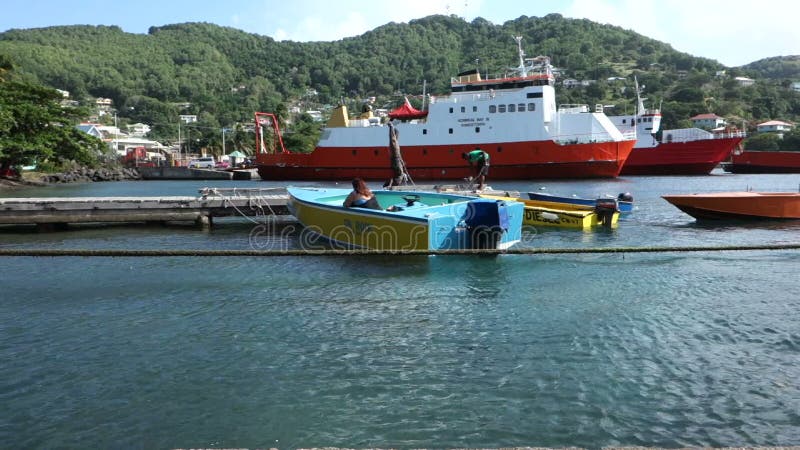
[514,36,527,77]
[634,76,645,115]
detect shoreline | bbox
[0,166,142,190]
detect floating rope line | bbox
[1,243,799,257]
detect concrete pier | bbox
[137,166,234,180]
[0,186,516,229]
[0,188,289,228]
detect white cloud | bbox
[562,0,800,66]
[264,0,487,42]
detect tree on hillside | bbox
[0,78,106,174]
[743,132,781,151]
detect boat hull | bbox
[620,136,744,175]
[724,150,800,173]
[482,195,619,229]
[662,192,800,220]
[287,188,524,250]
[527,192,633,213]
[257,140,635,181]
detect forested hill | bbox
[2,14,799,143]
[742,55,800,80]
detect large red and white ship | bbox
[608,80,745,175]
[723,149,800,173]
[254,37,636,181]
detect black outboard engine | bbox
[618,192,634,203]
[594,198,619,228]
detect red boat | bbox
[254,38,636,181]
[663,192,800,220]
[608,79,745,175]
[723,150,800,173]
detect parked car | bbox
[188,157,215,169]
[214,161,230,169]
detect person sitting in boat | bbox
[343,178,381,210]
[462,149,490,191]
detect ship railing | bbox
[432,91,516,103]
[558,104,591,114]
[552,129,636,145]
[713,130,748,139]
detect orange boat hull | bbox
[256,140,635,180]
[662,192,800,220]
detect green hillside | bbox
[2,14,800,152]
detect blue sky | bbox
[1,0,798,67]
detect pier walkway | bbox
[0,188,289,229]
[0,185,517,230]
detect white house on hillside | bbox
[690,113,726,129]
[756,120,793,137]
[126,123,151,137]
[734,76,755,87]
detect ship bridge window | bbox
[528,103,536,111]
[460,106,466,113]
[518,103,526,112]
[498,105,506,113]
[508,104,516,112]
[489,105,497,113]
[526,92,543,98]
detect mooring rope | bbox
[199,187,281,225]
[0,243,798,257]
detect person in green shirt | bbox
[462,149,490,191]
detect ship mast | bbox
[514,36,527,77]
[634,76,645,116]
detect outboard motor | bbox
[594,198,619,228]
[465,199,509,249]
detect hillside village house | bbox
[756,120,794,138]
[734,76,755,87]
[95,97,113,116]
[76,122,168,157]
[75,123,102,139]
[690,113,726,130]
[126,123,151,137]
[791,82,800,92]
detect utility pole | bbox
[222,127,227,155]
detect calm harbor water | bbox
[2,170,800,449]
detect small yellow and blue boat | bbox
[528,191,634,213]
[287,187,524,250]
[481,194,619,229]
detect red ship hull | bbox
[620,136,743,175]
[256,140,635,180]
[725,150,800,173]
